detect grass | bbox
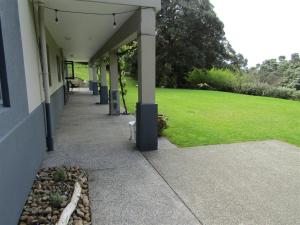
[124,77,300,147]
[74,63,89,81]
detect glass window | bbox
[0,76,2,105]
[56,56,61,82]
[0,19,10,107]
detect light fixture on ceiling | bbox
[64,36,72,41]
[55,9,59,24]
[112,13,117,29]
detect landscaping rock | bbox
[18,166,91,225]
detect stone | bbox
[20,215,28,222]
[74,219,84,225]
[38,216,48,223]
[45,207,52,214]
[76,209,84,218]
[51,215,58,222]
[82,196,89,207]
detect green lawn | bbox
[74,63,89,81]
[124,77,300,147]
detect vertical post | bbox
[92,64,98,95]
[39,5,54,151]
[100,62,108,104]
[136,8,158,151]
[88,64,93,91]
[109,51,120,115]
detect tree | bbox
[155,0,246,87]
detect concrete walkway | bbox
[42,91,200,225]
[42,91,300,225]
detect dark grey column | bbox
[92,82,98,95]
[100,86,108,104]
[136,103,158,151]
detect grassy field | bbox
[124,77,300,147]
[74,63,89,81]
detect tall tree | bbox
[156,0,246,87]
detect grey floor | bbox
[42,90,300,225]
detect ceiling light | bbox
[113,13,117,29]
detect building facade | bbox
[0,0,160,224]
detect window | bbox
[0,19,10,107]
[56,55,61,82]
[46,45,52,86]
[65,61,75,80]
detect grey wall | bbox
[0,105,46,225]
[50,86,64,134]
[0,1,65,224]
[0,0,29,137]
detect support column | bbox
[88,65,93,91]
[109,51,120,115]
[136,8,158,151]
[92,65,98,95]
[39,5,54,151]
[100,63,108,104]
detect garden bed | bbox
[18,167,91,225]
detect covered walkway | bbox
[42,91,200,225]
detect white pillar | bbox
[88,65,93,91]
[136,8,158,151]
[100,63,108,104]
[92,65,98,95]
[101,63,107,86]
[109,51,120,115]
[39,5,54,151]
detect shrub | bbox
[157,114,168,137]
[187,68,238,91]
[53,169,66,182]
[49,193,63,208]
[236,82,297,100]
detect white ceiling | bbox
[43,0,138,62]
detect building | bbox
[0,0,161,224]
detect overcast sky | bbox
[210,0,300,67]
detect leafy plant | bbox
[49,193,63,208]
[158,114,168,136]
[187,68,238,91]
[53,169,66,182]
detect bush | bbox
[49,193,63,208]
[53,169,66,182]
[236,82,297,100]
[187,68,238,91]
[157,114,168,137]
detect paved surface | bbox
[43,90,300,225]
[144,140,300,225]
[42,91,200,225]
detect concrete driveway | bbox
[145,139,300,225]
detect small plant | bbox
[158,114,168,137]
[49,193,63,208]
[53,168,66,182]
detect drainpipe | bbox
[39,4,54,151]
